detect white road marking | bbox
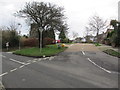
[0,72,8,77]
[49,57,54,60]
[2,55,6,58]
[110,71,119,74]
[25,63,31,65]
[0,82,5,89]
[87,58,112,73]
[9,58,25,65]
[82,51,85,55]
[19,65,25,68]
[10,68,17,72]
[33,61,36,62]
[34,59,38,61]
[38,58,42,61]
[27,60,31,62]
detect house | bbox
[84,35,95,43]
[74,37,83,43]
[95,29,114,43]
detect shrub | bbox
[62,38,70,43]
[104,38,111,45]
[110,33,117,47]
[43,37,55,45]
[2,30,19,48]
[23,38,38,47]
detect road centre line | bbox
[0,72,8,77]
[19,65,26,68]
[82,51,85,55]
[10,68,17,72]
[87,58,112,73]
[9,58,25,65]
[25,63,31,65]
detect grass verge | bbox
[13,44,67,58]
[103,49,120,58]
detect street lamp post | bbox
[18,23,22,50]
[39,27,43,53]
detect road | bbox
[0,43,119,88]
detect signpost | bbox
[6,42,9,51]
[39,27,43,53]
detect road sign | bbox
[6,42,9,51]
[6,42,9,47]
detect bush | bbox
[43,37,55,45]
[23,38,38,47]
[104,38,111,45]
[2,30,19,48]
[62,38,70,43]
[110,33,117,47]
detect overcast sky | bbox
[0,0,119,39]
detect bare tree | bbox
[87,15,108,42]
[72,31,79,39]
[84,26,92,36]
[16,2,67,47]
[7,21,19,31]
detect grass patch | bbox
[13,44,67,57]
[103,49,120,58]
[95,43,101,46]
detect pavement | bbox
[0,43,119,88]
[97,44,119,52]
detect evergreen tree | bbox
[59,29,66,42]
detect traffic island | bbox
[13,45,68,58]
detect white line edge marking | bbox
[82,51,85,55]
[10,68,17,72]
[9,58,25,65]
[0,72,8,77]
[87,58,112,73]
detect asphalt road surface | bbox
[1,43,119,88]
